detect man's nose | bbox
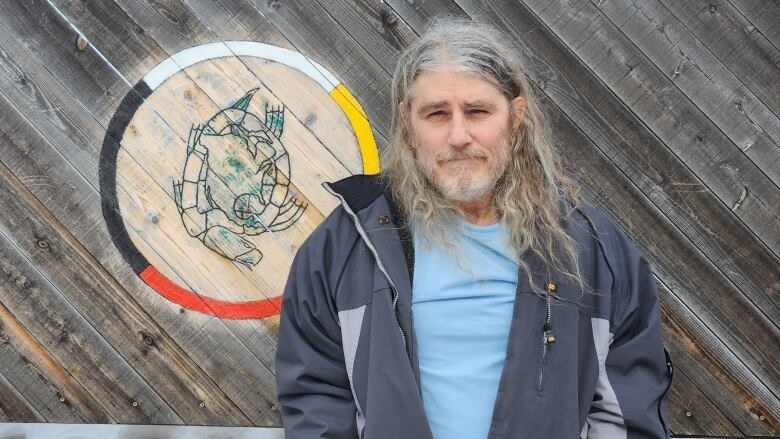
[447,112,471,148]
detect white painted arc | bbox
[142,41,339,92]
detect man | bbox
[275,16,673,439]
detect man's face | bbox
[406,68,525,203]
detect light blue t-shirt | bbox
[412,220,519,439]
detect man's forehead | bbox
[409,71,505,107]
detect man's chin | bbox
[435,179,492,203]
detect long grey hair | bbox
[381,16,589,297]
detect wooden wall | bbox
[0,0,777,437]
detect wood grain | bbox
[728,0,780,51]
[666,368,741,436]
[383,0,465,32]
[658,0,780,118]
[592,0,780,188]
[0,225,181,424]
[0,96,278,424]
[659,281,778,435]
[0,294,110,423]
[0,17,281,424]
[314,0,418,70]
[514,0,780,259]
[0,362,45,422]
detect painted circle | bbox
[99,42,378,319]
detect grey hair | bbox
[381,16,590,298]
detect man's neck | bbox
[455,192,497,226]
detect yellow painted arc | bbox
[330,84,380,175]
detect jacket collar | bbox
[322,174,387,213]
[323,174,415,283]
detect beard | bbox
[415,136,511,203]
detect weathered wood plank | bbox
[658,0,780,118]
[0,296,110,423]
[0,370,45,422]
[0,95,269,424]
[0,1,139,132]
[728,0,780,51]
[383,0,464,32]
[0,15,281,425]
[314,0,418,70]
[0,150,262,424]
[244,0,393,139]
[0,223,179,424]
[592,0,780,187]
[181,0,292,49]
[659,281,778,434]
[666,367,741,436]
[0,0,282,383]
[513,0,780,259]
[0,97,279,426]
[40,3,354,371]
[45,0,365,306]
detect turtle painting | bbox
[173,88,307,268]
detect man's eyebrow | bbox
[464,100,497,108]
[416,101,448,115]
[415,100,498,115]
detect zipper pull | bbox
[543,322,556,344]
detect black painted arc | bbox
[99,80,152,275]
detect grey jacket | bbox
[275,174,674,438]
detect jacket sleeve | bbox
[586,223,674,439]
[275,240,358,438]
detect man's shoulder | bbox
[298,199,357,256]
[573,201,648,278]
[574,202,627,244]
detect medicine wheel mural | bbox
[99,41,378,320]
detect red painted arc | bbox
[140,266,283,319]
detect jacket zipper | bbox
[323,184,408,350]
[537,287,554,392]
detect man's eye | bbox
[469,109,488,114]
[428,111,446,118]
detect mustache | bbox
[435,147,490,162]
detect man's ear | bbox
[511,96,527,131]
